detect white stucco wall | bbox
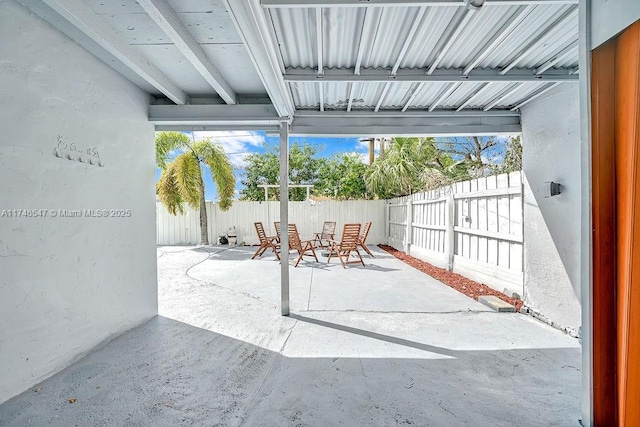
[0,1,157,404]
[520,84,581,332]
[591,0,640,49]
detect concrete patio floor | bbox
[0,245,582,426]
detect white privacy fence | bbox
[387,171,523,296]
[156,172,523,296]
[156,200,387,247]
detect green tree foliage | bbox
[317,153,371,200]
[364,137,466,198]
[289,142,325,200]
[492,135,522,174]
[238,135,521,202]
[155,131,235,244]
[240,142,326,201]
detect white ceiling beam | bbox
[354,9,379,75]
[510,82,561,110]
[262,0,577,8]
[462,5,536,75]
[156,124,281,132]
[295,109,520,117]
[319,82,325,111]
[534,40,579,74]
[346,82,358,112]
[30,0,187,104]
[284,68,579,82]
[370,0,420,112]
[316,7,324,111]
[429,82,462,111]
[374,82,392,112]
[347,8,381,111]
[373,0,423,112]
[427,10,476,75]
[291,124,522,136]
[500,6,578,75]
[391,6,427,74]
[316,7,324,75]
[224,0,296,118]
[149,104,281,126]
[401,82,426,112]
[290,115,521,136]
[456,82,493,111]
[151,104,522,134]
[137,0,237,104]
[483,83,522,111]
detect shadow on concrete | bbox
[0,316,581,427]
[357,263,401,272]
[289,314,456,357]
[187,245,395,265]
[288,261,400,273]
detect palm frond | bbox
[155,131,190,170]
[197,140,236,211]
[172,152,201,209]
[157,162,185,215]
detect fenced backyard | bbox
[156,171,523,296]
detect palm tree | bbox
[365,137,469,198]
[155,131,235,245]
[365,137,437,197]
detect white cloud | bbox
[191,131,265,168]
[346,151,370,164]
[192,131,264,147]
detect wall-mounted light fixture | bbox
[543,181,562,198]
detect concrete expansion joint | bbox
[519,305,580,338]
[184,248,222,279]
[181,248,278,309]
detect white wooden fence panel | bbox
[386,171,524,296]
[388,195,408,251]
[157,200,386,246]
[486,175,499,266]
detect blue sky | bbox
[155,131,515,201]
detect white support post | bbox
[578,0,592,422]
[279,122,290,316]
[264,186,269,201]
[445,193,455,271]
[405,196,413,255]
[306,186,310,201]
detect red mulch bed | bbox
[379,244,523,311]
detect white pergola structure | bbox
[258,184,314,201]
[21,0,578,309]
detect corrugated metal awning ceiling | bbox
[26,0,579,135]
[269,2,578,112]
